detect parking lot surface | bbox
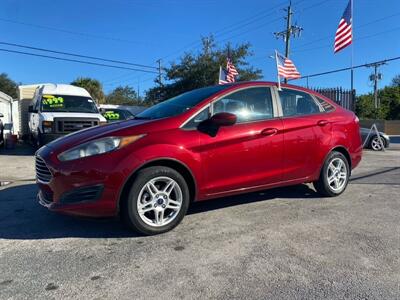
[0,145,399,299]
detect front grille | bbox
[54,118,99,133]
[59,185,104,204]
[35,156,52,183]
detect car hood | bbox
[40,112,106,121]
[46,119,152,152]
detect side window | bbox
[316,97,335,112]
[278,89,321,117]
[212,87,274,123]
[182,106,210,129]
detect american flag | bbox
[275,51,301,80]
[225,57,239,82]
[334,0,352,53]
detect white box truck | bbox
[23,83,107,147]
[0,91,13,146]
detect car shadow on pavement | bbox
[188,184,319,215]
[0,182,320,240]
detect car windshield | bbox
[102,109,134,122]
[40,95,99,113]
[135,85,231,120]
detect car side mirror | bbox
[209,112,237,127]
[28,105,37,113]
[0,113,4,118]
[198,112,237,137]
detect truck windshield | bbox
[40,95,98,113]
[135,85,231,120]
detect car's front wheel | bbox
[313,151,350,197]
[121,166,190,235]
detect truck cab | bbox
[28,84,107,147]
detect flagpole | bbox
[275,50,282,91]
[350,0,354,92]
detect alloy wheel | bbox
[371,137,384,151]
[327,157,348,192]
[136,176,183,227]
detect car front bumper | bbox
[35,144,142,217]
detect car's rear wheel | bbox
[370,136,385,151]
[313,151,350,197]
[121,166,190,235]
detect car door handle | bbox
[317,120,329,126]
[261,128,278,136]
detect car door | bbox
[278,88,332,181]
[198,86,284,196]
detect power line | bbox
[301,56,400,79]
[0,48,159,74]
[213,1,289,38]
[292,11,400,51]
[292,26,400,54]
[0,41,158,70]
[161,0,292,60]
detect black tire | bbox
[369,135,385,151]
[313,151,350,197]
[121,166,190,235]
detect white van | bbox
[28,84,107,147]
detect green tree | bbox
[71,77,105,104]
[356,84,400,120]
[391,74,400,87]
[106,85,141,105]
[0,73,18,98]
[145,36,262,104]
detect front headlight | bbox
[58,135,145,161]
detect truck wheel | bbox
[313,151,350,197]
[121,166,190,235]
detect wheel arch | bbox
[329,146,352,170]
[118,158,197,214]
[315,145,352,181]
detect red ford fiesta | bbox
[36,82,362,235]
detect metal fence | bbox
[313,87,355,111]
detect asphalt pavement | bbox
[0,145,399,299]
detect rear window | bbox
[316,97,335,112]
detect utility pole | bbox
[156,59,162,87]
[367,62,386,111]
[274,0,303,83]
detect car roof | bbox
[40,84,91,97]
[215,81,338,105]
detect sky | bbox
[0,0,399,96]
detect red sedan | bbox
[35,82,362,235]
